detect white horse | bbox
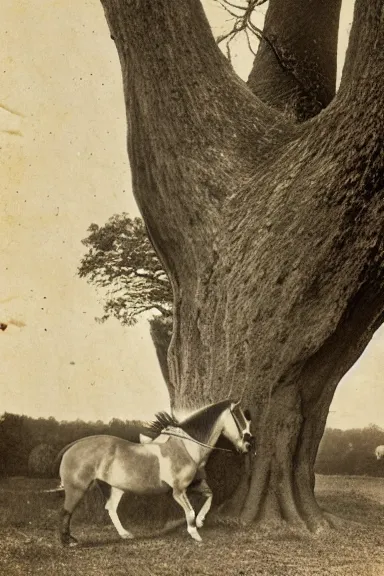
[140,406,253,533]
[375,445,384,460]
[56,399,253,546]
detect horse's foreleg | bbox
[105,487,134,540]
[192,479,213,528]
[172,489,202,542]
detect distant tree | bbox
[28,443,57,478]
[79,214,173,385]
[0,413,32,476]
[79,214,172,325]
[316,425,384,477]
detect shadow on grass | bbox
[80,537,127,549]
[318,493,384,527]
[2,475,384,540]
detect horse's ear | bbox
[244,409,251,421]
[230,398,241,408]
[139,434,153,444]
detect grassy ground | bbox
[1,475,384,575]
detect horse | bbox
[375,445,384,460]
[139,407,253,517]
[56,399,253,546]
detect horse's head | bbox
[221,400,255,454]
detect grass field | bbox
[1,475,384,576]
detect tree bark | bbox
[100,0,384,529]
[149,314,173,400]
[247,0,342,121]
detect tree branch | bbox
[100,0,284,281]
[247,0,342,121]
[216,0,266,51]
[339,0,384,93]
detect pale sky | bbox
[2,0,382,429]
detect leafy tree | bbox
[316,426,384,477]
[98,0,384,532]
[28,444,57,478]
[79,214,173,387]
[79,214,172,325]
[0,413,33,476]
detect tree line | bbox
[0,412,147,477]
[315,425,384,477]
[1,411,384,479]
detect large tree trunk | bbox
[100,0,384,530]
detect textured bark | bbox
[149,315,173,399]
[248,0,342,121]
[100,0,384,529]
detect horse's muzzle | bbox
[245,435,256,455]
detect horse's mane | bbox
[146,399,234,444]
[146,411,179,436]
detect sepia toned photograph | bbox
[1,0,383,574]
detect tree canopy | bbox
[79,214,172,325]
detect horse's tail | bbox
[51,439,81,478]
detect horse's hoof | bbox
[190,531,202,543]
[68,538,79,547]
[196,518,204,528]
[60,535,78,547]
[120,532,134,540]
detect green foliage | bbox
[78,214,172,325]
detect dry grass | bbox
[1,475,384,576]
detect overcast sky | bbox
[2,0,382,429]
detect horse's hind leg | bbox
[60,484,86,547]
[105,487,134,540]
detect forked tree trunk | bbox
[100,0,384,530]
